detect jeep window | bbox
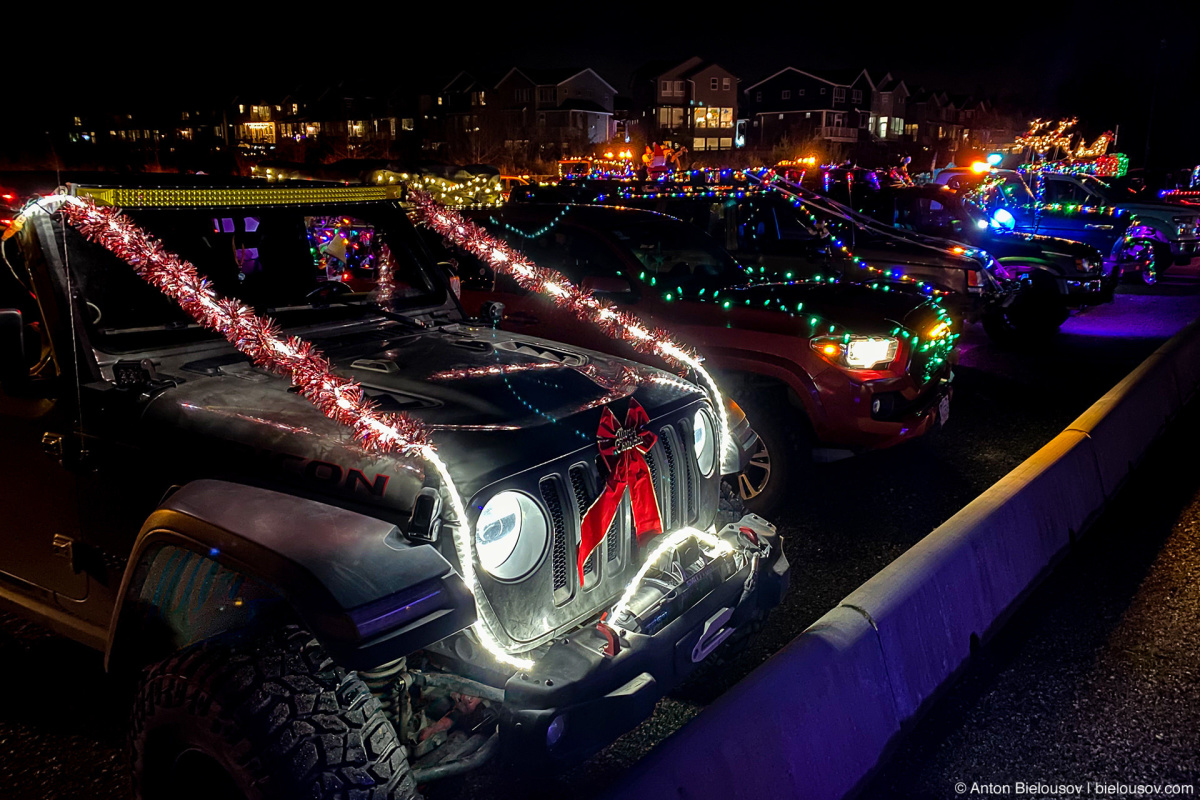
[62,204,440,352]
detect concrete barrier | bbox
[1066,353,1180,497]
[839,430,1103,720]
[610,319,1200,800]
[1159,319,1200,404]
[616,607,899,800]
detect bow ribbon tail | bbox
[625,452,663,544]
[578,481,625,584]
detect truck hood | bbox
[672,280,937,338]
[1115,202,1195,223]
[986,231,1100,261]
[137,321,703,508]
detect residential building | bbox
[631,57,739,151]
[743,67,876,148]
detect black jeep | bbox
[0,177,787,799]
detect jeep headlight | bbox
[812,335,900,369]
[692,407,717,477]
[475,491,549,580]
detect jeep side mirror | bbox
[0,308,26,389]
[581,275,632,295]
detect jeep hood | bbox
[137,322,703,504]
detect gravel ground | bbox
[863,392,1200,799]
[4,276,1200,800]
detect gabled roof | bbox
[442,71,486,94]
[508,67,618,94]
[744,66,866,92]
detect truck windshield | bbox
[606,218,754,291]
[63,202,442,352]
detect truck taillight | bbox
[967,269,982,287]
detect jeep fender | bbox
[106,479,476,672]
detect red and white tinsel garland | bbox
[408,189,732,456]
[60,197,431,458]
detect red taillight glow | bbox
[967,270,981,287]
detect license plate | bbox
[938,395,951,427]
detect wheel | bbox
[1117,238,1159,285]
[730,391,810,517]
[131,625,418,800]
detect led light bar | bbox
[71,184,403,209]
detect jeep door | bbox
[0,226,87,601]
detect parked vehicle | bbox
[445,203,956,516]
[512,178,1028,340]
[0,177,789,799]
[808,174,1116,340]
[939,167,1200,284]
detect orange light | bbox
[971,161,989,174]
[952,246,965,254]
[821,344,840,357]
[929,321,950,338]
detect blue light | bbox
[991,208,1015,230]
[987,153,1003,166]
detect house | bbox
[743,66,876,148]
[493,67,616,159]
[631,57,739,152]
[866,74,910,142]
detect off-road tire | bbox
[131,625,418,800]
[730,390,810,517]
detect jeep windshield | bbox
[63,202,444,352]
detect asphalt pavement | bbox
[862,383,1200,799]
[4,273,1200,800]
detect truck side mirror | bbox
[0,308,27,389]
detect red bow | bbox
[578,399,663,583]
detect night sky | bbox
[9,1,1200,168]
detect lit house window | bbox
[402,118,414,131]
[722,78,731,90]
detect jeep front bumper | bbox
[497,515,789,765]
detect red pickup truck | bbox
[444,203,956,515]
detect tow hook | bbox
[691,607,735,663]
[595,620,621,658]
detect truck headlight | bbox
[812,336,900,369]
[475,491,549,580]
[692,407,717,477]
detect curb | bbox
[609,317,1200,800]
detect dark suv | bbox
[446,203,956,516]
[0,178,787,799]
